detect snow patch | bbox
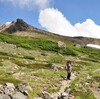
[6,22,11,25]
[87,44,100,49]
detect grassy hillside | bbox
[0,32,100,99]
[0,33,78,56]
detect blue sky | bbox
[0,0,100,25]
[0,0,100,38]
[54,0,100,25]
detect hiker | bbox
[66,60,72,80]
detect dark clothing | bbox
[66,61,72,71]
[67,72,71,80]
[66,61,72,80]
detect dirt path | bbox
[90,69,100,99]
[89,86,100,99]
[51,73,76,98]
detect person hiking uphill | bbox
[66,60,72,80]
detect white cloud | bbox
[87,44,100,49]
[39,8,100,39]
[75,19,100,38]
[39,8,78,36]
[0,0,53,9]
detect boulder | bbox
[3,83,15,96]
[12,92,27,99]
[0,94,11,99]
[5,83,15,89]
[58,92,69,99]
[16,84,32,92]
[58,41,66,48]
[0,83,30,99]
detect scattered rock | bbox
[5,83,15,89]
[42,91,52,99]
[51,64,59,71]
[22,90,29,96]
[0,94,11,99]
[51,64,62,71]
[58,41,66,48]
[68,95,75,99]
[58,92,69,99]
[74,44,81,48]
[65,88,71,94]
[0,83,30,99]
[12,92,27,99]
[16,83,32,93]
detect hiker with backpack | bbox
[65,60,72,80]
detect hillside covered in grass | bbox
[0,19,100,99]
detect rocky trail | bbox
[40,73,76,99]
[90,86,100,99]
[52,73,76,99]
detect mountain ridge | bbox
[0,18,100,46]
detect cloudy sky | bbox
[0,0,100,39]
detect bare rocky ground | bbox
[90,85,100,99]
[50,73,76,99]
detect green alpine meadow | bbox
[0,19,100,99]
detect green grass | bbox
[0,32,100,98]
[49,55,65,64]
[75,47,100,60]
[0,70,20,85]
[66,59,100,99]
[0,33,78,56]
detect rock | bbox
[12,92,27,99]
[68,95,75,99]
[65,88,71,94]
[4,87,11,95]
[25,85,32,91]
[5,83,15,89]
[0,94,11,99]
[51,64,58,71]
[42,91,52,99]
[61,92,69,99]
[16,84,32,92]
[3,83,15,96]
[51,64,62,71]
[0,85,4,94]
[58,41,66,48]
[74,44,81,48]
[0,83,29,99]
[22,90,29,96]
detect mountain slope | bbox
[0,19,100,98]
[0,19,100,46]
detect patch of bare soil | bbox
[89,85,100,99]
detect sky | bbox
[0,0,100,39]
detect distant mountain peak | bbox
[0,18,34,33]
